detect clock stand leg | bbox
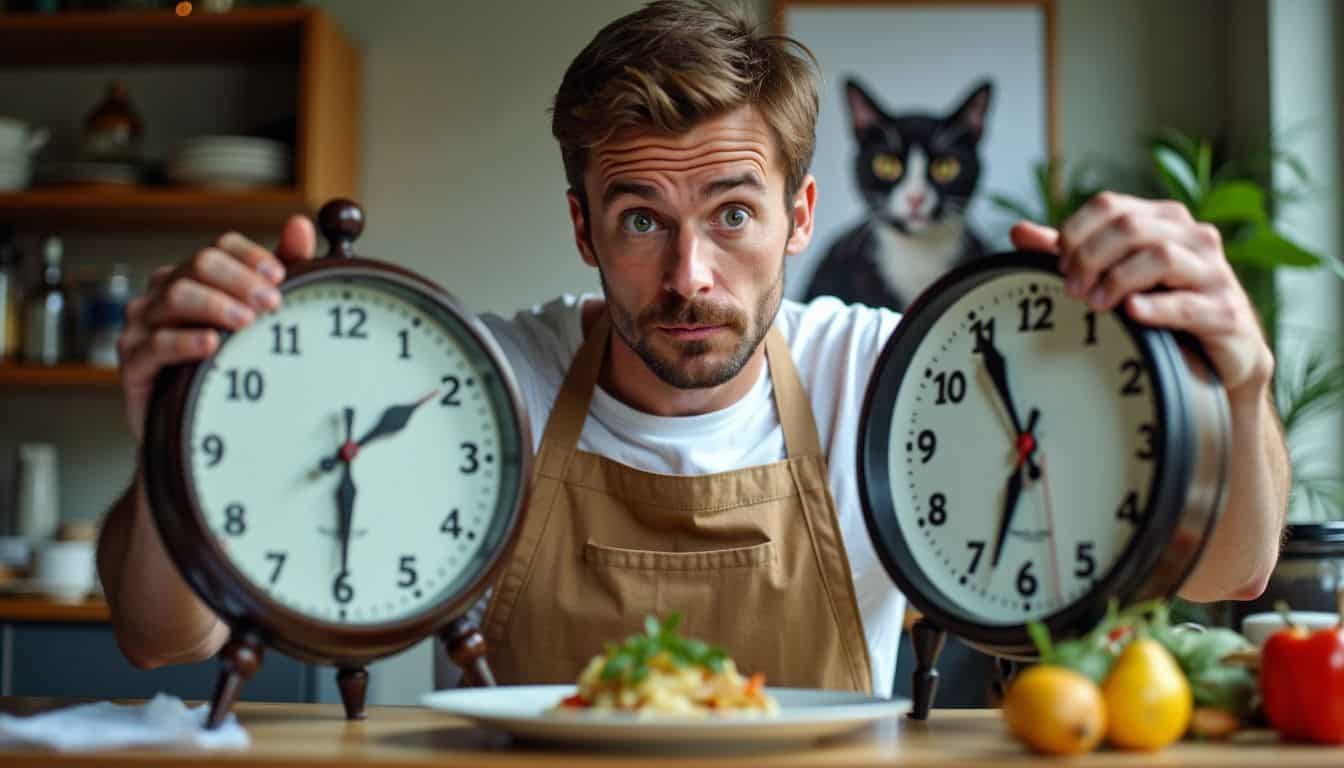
[440,615,497,687]
[206,631,264,730]
[337,666,369,720]
[909,619,946,721]
[990,656,1019,705]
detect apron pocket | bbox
[583,540,777,571]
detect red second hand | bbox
[1037,451,1064,605]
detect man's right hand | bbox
[117,215,318,444]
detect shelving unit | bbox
[0,363,119,388]
[0,7,361,232]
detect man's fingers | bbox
[1059,192,1148,271]
[1009,221,1060,254]
[1089,243,1220,312]
[120,328,220,387]
[140,278,257,331]
[215,232,286,285]
[1070,217,1206,302]
[147,265,174,292]
[276,215,317,264]
[1126,290,1242,337]
[184,247,281,314]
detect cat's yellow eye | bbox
[871,154,904,181]
[931,156,961,183]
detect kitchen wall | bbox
[0,0,1333,704]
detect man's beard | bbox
[599,264,784,390]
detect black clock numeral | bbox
[966,540,985,575]
[225,368,264,401]
[265,551,287,584]
[1018,296,1054,332]
[223,503,246,536]
[1136,423,1156,460]
[398,555,418,588]
[440,375,462,407]
[916,429,937,463]
[398,329,412,359]
[440,508,462,537]
[1120,358,1144,396]
[270,323,300,356]
[460,442,480,474]
[202,434,225,467]
[1074,541,1096,578]
[1017,560,1038,597]
[1083,311,1098,346]
[1116,491,1141,525]
[933,370,966,404]
[329,306,369,339]
[928,492,948,526]
[971,317,996,354]
[333,571,354,604]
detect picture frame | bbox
[774,0,1058,306]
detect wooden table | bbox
[2,697,1343,767]
[0,596,110,623]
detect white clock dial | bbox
[186,278,517,626]
[891,272,1160,625]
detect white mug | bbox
[35,540,95,604]
[0,117,49,156]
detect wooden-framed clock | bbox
[143,200,530,727]
[857,250,1231,719]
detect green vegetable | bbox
[599,613,728,685]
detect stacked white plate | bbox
[168,135,292,188]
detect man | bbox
[98,0,1288,697]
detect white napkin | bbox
[0,694,250,751]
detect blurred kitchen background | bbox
[0,0,1338,709]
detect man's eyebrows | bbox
[702,172,765,198]
[599,172,767,208]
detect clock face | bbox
[183,275,524,627]
[886,271,1161,626]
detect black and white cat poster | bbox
[781,1,1054,313]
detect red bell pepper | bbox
[1260,612,1344,744]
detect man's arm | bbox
[96,473,229,668]
[1178,384,1290,601]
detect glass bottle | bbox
[22,235,66,366]
[0,225,20,362]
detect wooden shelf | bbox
[0,8,306,67]
[0,186,308,230]
[0,363,119,388]
[0,595,109,623]
[0,8,361,231]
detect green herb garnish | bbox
[599,613,728,685]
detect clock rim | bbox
[857,250,1225,655]
[143,257,533,666]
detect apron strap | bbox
[764,325,824,459]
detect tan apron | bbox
[482,311,873,692]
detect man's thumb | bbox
[277,214,317,262]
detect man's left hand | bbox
[1010,192,1273,400]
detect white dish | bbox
[176,135,289,155]
[1242,611,1339,647]
[421,684,908,749]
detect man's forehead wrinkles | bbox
[596,143,770,177]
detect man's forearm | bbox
[96,474,228,668]
[1178,385,1290,602]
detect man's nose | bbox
[665,227,713,298]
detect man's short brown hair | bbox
[552,0,820,209]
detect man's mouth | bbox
[658,324,725,341]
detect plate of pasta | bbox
[421,615,909,748]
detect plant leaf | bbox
[1198,181,1267,225]
[1152,145,1199,205]
[988,193,1041,224]
[1196,139,1212,192]
[1224,226,1321,269]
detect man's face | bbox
[568,106,815,389]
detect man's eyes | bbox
[620,211,662,234]
[617,206,753,234]
[717,205,751,229]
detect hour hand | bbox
[354,389,439,448]
[980,336,1024,436]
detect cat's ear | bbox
[950,80,994,143]
[844,78,886,140]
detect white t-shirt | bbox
[474,293,907,697]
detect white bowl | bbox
[0,117,48,155]
[1241,611,1340,647]
[34,540,95,603]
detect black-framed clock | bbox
[857,251,1230,719]
[143,200,530,727]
